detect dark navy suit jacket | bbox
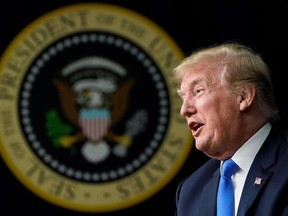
[175,124,288,216]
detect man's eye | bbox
[194,88,204,95]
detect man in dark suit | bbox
[170,42,288,216]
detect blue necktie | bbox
[217,159,239,216]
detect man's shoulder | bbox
[184,159,219,184]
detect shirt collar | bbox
[231,122,272,173]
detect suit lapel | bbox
[237,125,282,216]
[237,162,272,216]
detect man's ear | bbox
[238,85,256,111]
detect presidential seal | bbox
[0,3,193,213]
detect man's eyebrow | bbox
[177,78,205,96]
[194,77,206,83]
[188,77,205,88]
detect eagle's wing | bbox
[52,78,79,126]
[110,79,135,125]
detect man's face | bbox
[178,63,242,159]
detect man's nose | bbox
[180,99,196,117]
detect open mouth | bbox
[189,122,203,134]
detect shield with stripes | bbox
[79,108,111,142]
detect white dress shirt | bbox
[225,122,272,215]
